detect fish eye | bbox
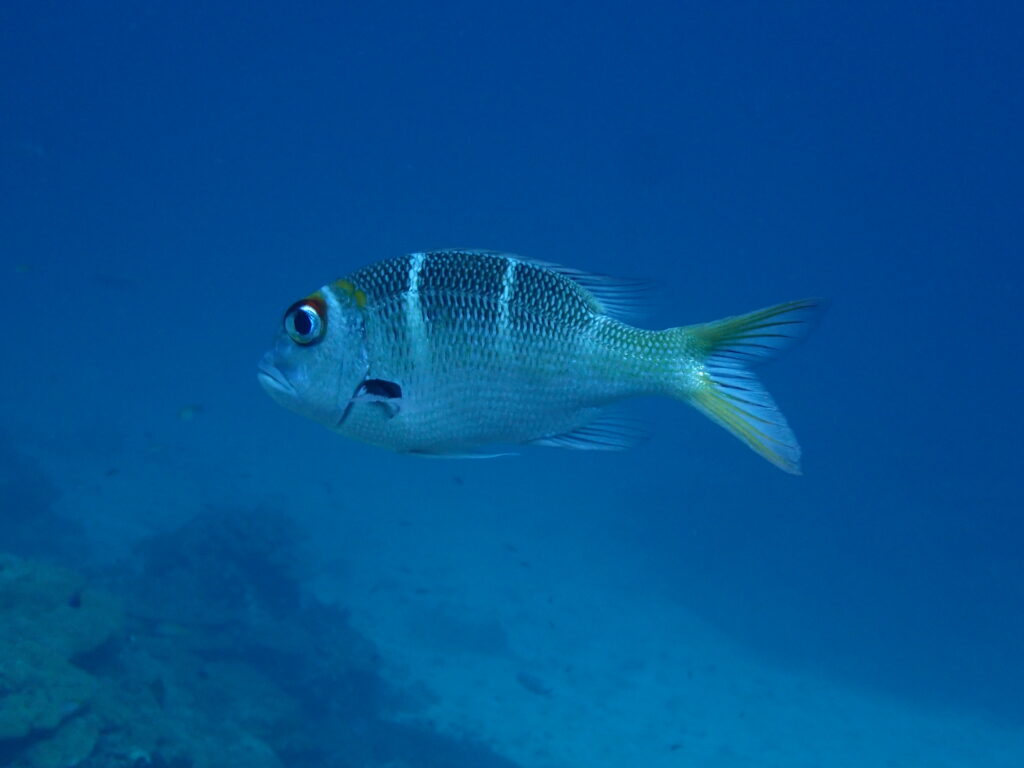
[284,302,325,345]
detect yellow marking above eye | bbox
[334,280,367,308]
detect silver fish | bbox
[258,250,824,473]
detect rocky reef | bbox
[0,554,120,768]
[0,504,518,768]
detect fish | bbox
[177,404,205,422]
[257,249,825,473]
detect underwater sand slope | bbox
[323,520,1024,768]
[26,427,1024,768]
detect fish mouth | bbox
[256,359,296,398]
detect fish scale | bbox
[347,252,622,450]
[258,249,825,472]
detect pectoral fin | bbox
[345,378,403,420]
[357,378,402,400]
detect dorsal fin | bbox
[528,259,652,320]
[433,250,651,320]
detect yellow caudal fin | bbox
[682,299,826,474]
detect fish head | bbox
[257,285,368,428]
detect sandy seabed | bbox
[38,436,1024,768]
[321,517,1024,768]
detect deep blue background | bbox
[2,0,1022,727]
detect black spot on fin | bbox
[352,378,403,418]
[360,378,402,399]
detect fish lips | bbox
[257,355,298,402]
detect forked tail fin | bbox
[674,299,826,474]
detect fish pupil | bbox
[293,308,313,336]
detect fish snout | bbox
[257,352,297,400]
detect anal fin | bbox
[408,449,516,459]
[529,415,648,451]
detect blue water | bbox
[2,2,1022,766]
